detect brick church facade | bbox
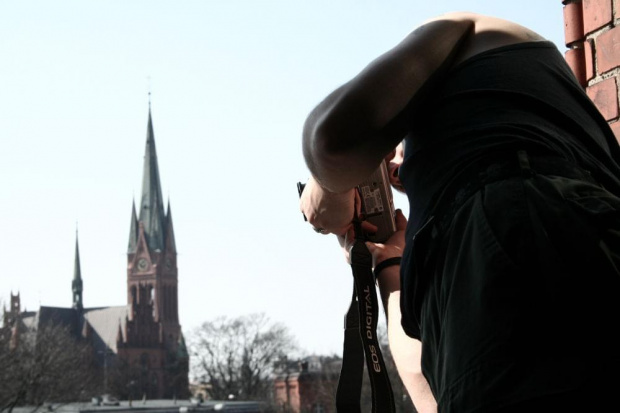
[2,109,189,399]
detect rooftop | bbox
[11,399,264,413]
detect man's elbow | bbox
[302,118,357,192]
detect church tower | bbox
[127,109,180,352]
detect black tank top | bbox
[399,41,620,339]
[400,41,620,237]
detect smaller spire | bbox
[165,200,177,252]
[128,199,139,253]
[177,333,189,359]
[147,76,152,111]
[72,228,83,312]
[73,228,81,281]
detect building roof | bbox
[10,399,264,413]
[36,306,80,335]
[16,310,37,331]
[83,305,130,353]
[12,304,131,358]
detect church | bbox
[2,109,190,399]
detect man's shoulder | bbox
[422,11,481,25]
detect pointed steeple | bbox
[176,332,189,360]
[128,199,138,253]
[138,109,166,251]
[72,229,83,311]
[165,199,176,252]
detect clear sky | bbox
[1,1,565,357]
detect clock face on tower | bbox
[137,258,148,271]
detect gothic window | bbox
[151,287,156,318]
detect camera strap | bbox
[336,237,396,413]
[295,179,395,412]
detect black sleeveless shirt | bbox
[399,40,620,337]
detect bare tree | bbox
[188,313,297,404]
[0,323,99,412]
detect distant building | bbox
[2,109,189,399]
[273,356,340,413]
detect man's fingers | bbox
[360,220,379,234]
[365,242,377,254]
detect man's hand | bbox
[299,177,356,236]
[337,209,405,265]
[365,209,407,268]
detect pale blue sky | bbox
[0,1,565,356]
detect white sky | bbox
[0,1,565,357]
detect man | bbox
[300,11,620,412]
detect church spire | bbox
[72,229,83,311]
[128,199,138,254]
[138,109,166,251]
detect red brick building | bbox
[273,356,340,413]
[563,0,620,140]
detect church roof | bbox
[36,306,80,336]
[15,311,37,331]
[15,304,131,355]
[83,305,130,354]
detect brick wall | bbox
[563,0,620,139]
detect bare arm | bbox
[303,17,474,193]
[364,210,437,412]
[378,267,437,413]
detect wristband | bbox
[373,257,402,279]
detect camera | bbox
[298,161,396,243]
[355,161,397,243]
